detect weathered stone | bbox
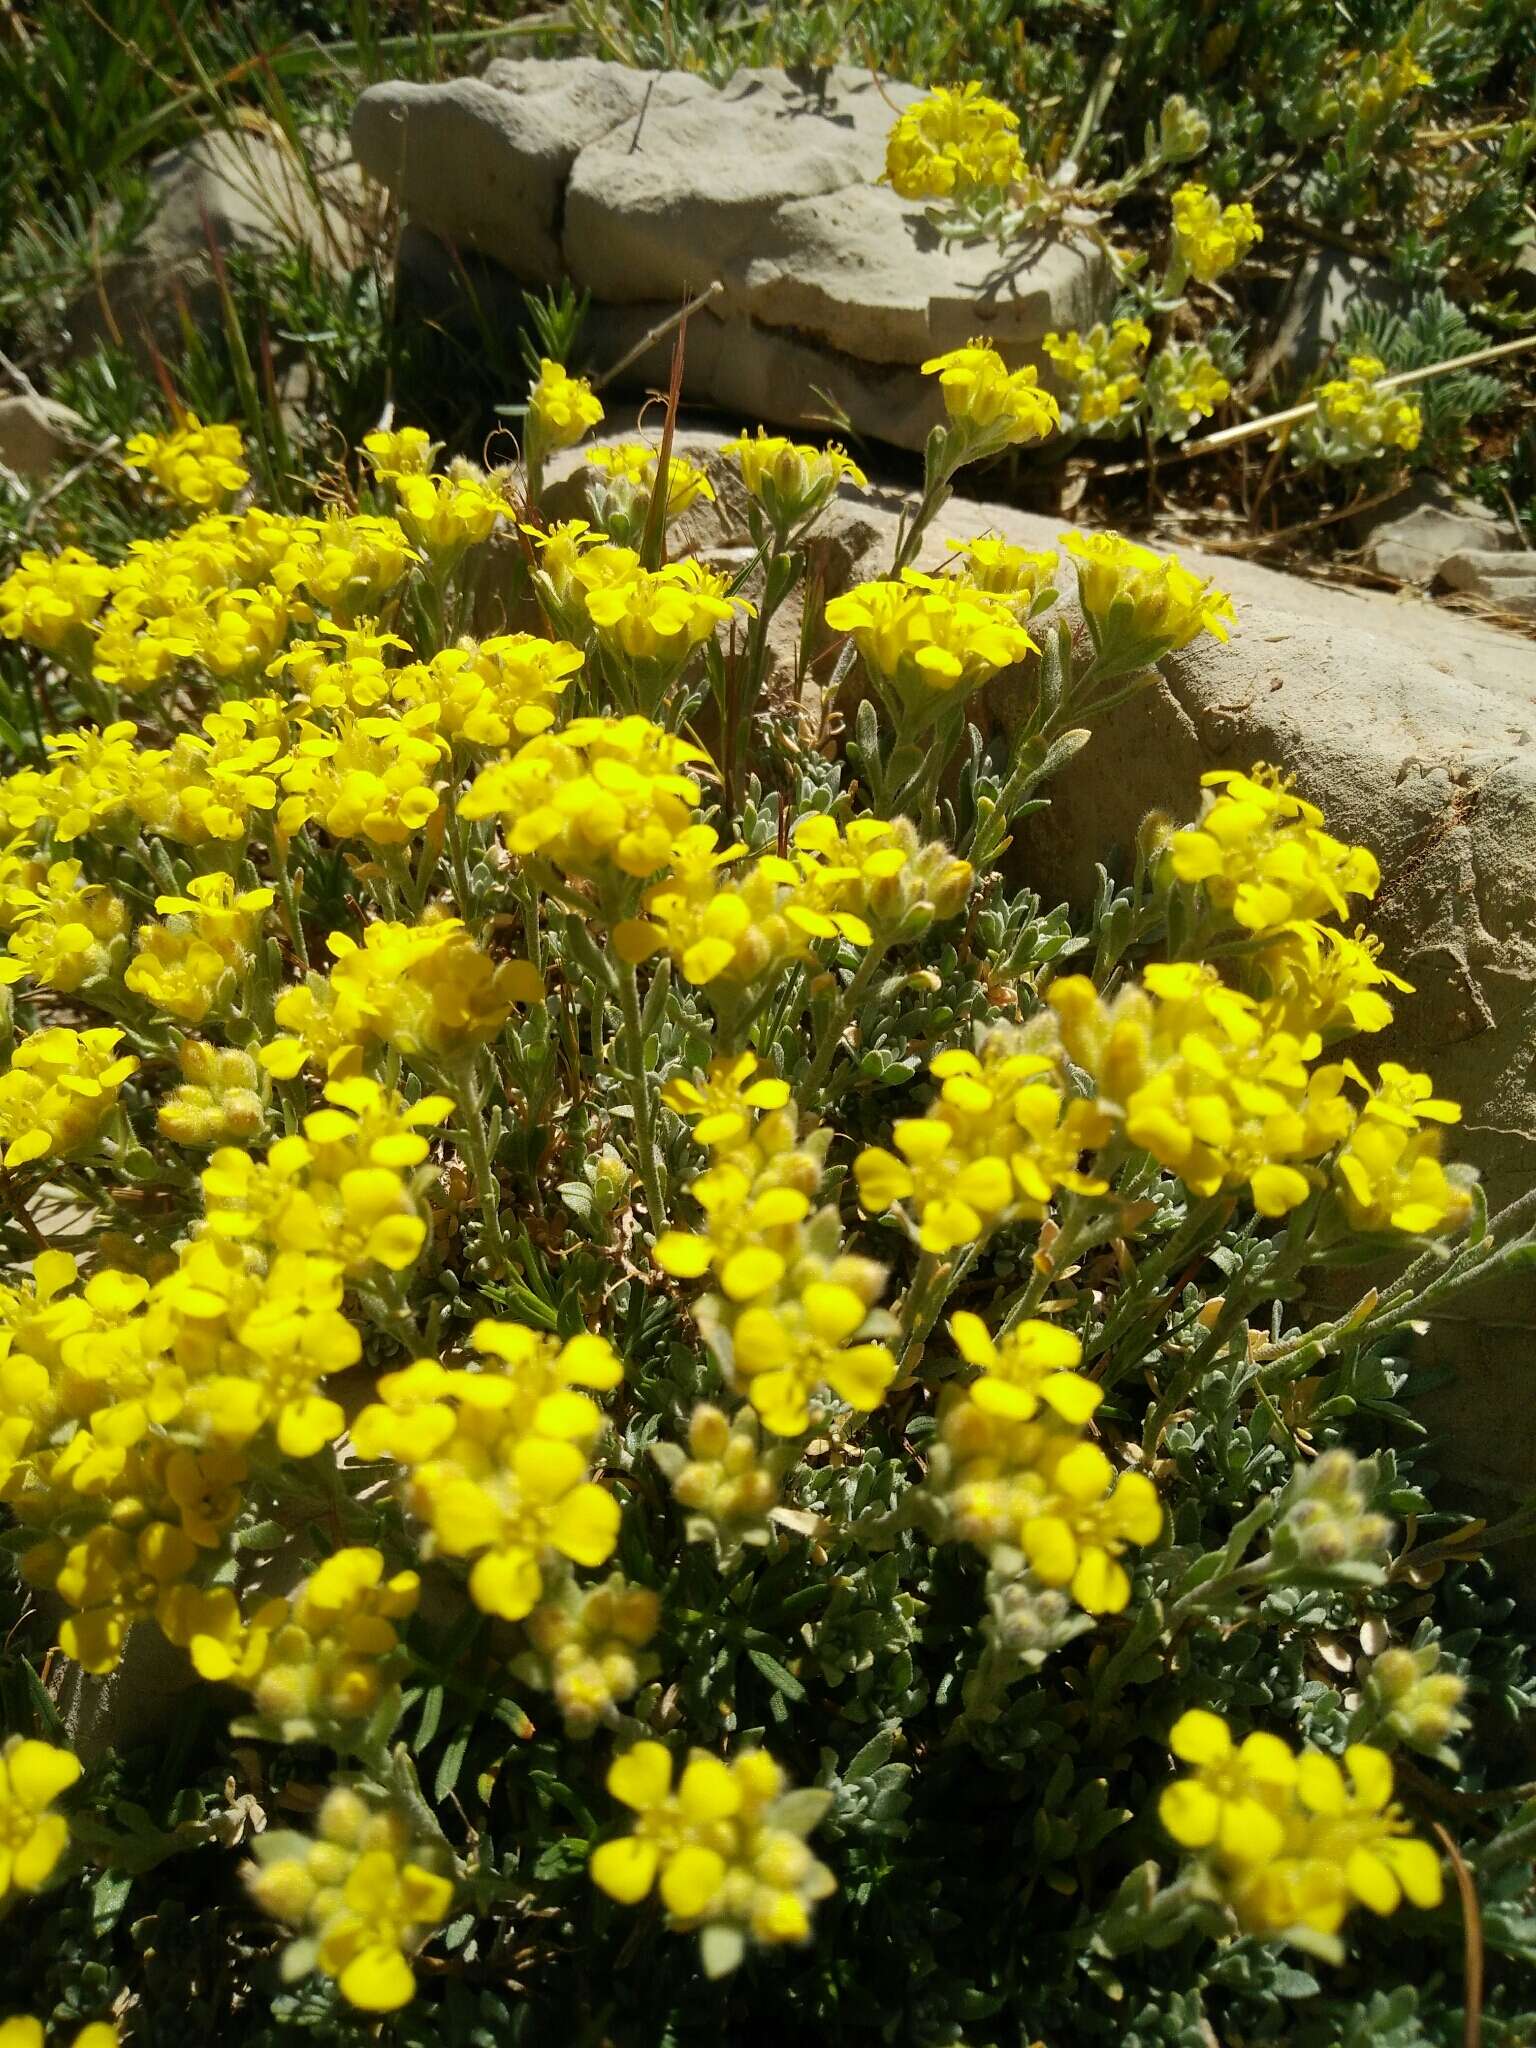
[1262,247,1407,382]
[1355,477,1520,584]
[70,126,369,355]
[352,59,1110,450]
[0,393,86,479]
[1439,546,1536,617]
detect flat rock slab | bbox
[352,60,1109,450]
[550,424,1536,1552]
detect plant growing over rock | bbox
[0,324,1531,2048]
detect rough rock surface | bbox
[71,127,368,355]
[0,393,86,479]
[1440,546,1536,618]
[353,60,1109,450]
[550,424,1536,1547]
[1356,478,1521,585]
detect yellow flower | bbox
[526,357,604,459]
[1061,530,1236,658]
[1334,1064,1470,1237]
[0,1735,81,1899]
[1158,1709,1299,1867]
[246,1787,454,2013]
[662,1054,791,1150]
[1171,183,1263,285]
[590,1741,835,1965]
[725,428,867,531]
[389,472,505,560]
[921,341,1060,448]
[0,1027,138,1168]
[1169,766,1380,933]
[461,715,710,882]
[0,548,112,655]
[361,425,437,479]
[947,1310,1098,1424]
[352,1322,624,1620]
[824,570,1036,714]
[585,443,716,532]
[124,414,249,508]
[884,84,1026,201]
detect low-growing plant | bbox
[0,317,1532,2048]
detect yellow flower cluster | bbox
[0,1026,137,1169]
[1168,767,1380,933]
[627,815,969,993]
[351,1321,623,1620]
[125,874,272,1025]
[585,442,716,531]
[277,707,445,847]
[526,356,605,460]
[921,341,1061,450]
[943,534,1059,606]
[1159,1710,1441,1949]
[1061,531,1237,658]
[199,1074,449,1279]
[263,916,540,1079]
[574,551,752,677]
[461,714,710,884]
[246,1785,454,2013]
[123,413,250,508]
[0,1736,81,1902]
[1307,355,1423,460]
[825,569,1036,715]
[855,1038,1109,1254]
[0,548,112,655]
[0,2023,116,2048]
[884,83,1026,201]
[1171,182,1264,284]
[654,1092,896,1436]
[519,1573,661,1738]
[391,632,583,745]
[161,1545,420,1742]
[1365,1642,1469,1756]
[1044,318,1151,427]
[590,1742,835,1962]
[650,1401,790,1559]
[158,1040,268,1147]
[927,1312,1160,1612]
[725,428,867,532]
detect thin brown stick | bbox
[1432,1822,1483,2048]
[1098,333,1536,480]
[594,280,724,393]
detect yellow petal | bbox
[591,1834,659,1904]
[607,1741,673,1812]
[659,1844,727,1918]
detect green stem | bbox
[617,958,668,1234]
[802,943,887,1104]
[272,835,309,973]
[450,1051,512,1275]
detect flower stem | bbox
[617,958,668,1233]
[802,943,887,1104]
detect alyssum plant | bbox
[0,334,1531,2044]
